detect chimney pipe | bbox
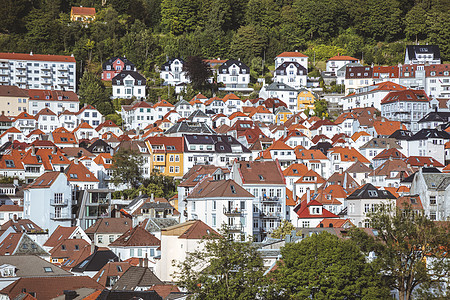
[339,167,343,175]
[306,188,311,203]
[139,258,143,267]
[144,253,148,268]
[90,241,95,254]
[31,145,36,156]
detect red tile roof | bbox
[381,89,430,104]
[28,89,78,102]
[65,161,99,182]
[109,226,160,247]
[43,226,78,247]
[277,51,308,58]
[295,200,339,219]
[0,52,76,63]
[317,218,354,228]
[71,6,96,16]
[327,55,358,61]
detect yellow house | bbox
[297,89,318,112]
[146,136,184,179]
[275,107,293,124]
[70,6,96,23]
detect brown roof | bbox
[317,218,354,228]
[85,218,132,234]
[43,226,78,247]
[0,233,23,255]
[92,262,132,287]
[1,219,43,233]
[396,195,423,210]
[346,161,372,173]
[0,205,22,212]
[187,179,254,199]
[0,85,29,97]
[236,160,285,185]
[25,172,61,189]
[28,89,78,102]
[149,285,181,299]
[61,147,94,158]
[109,226,160,247]
[49,238,90,259]
[0,276,103,299]
[161,220,218,239]
[71,6,96,16]
[64,161,99,182]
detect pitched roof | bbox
[43,226,78,247]
[25,172,61,189]
[327,55,358,61]
[347,183,396,200]
[49,238,90,259]
[282,163,308,177]
[187,179,254,199]
[236,160,285,185]
[28,89,78,102]
[0,276,103,300]
[71,249,119,272]
[295,200,339,219]
[317,218,354,228]
[109,226,160,247]
[64,161,99,182]
[92,261,132,287]
[381,89,430,104]
[0,85,28,97]
[85,218,132,234]
[161,220,218,239]
[112,266,163,290]
[71,6,96,15]
[276,51,308,58]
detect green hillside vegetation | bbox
[1,0,449,100]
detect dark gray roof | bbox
[112,71,146,86]
[184,134,251,153]
[102,57,135,70]
[218,59,249,74]
[187,110,209,120]
[86,139,112,153]
[174,100,191,108]
[164,121,216,135]
[418,111,450,123]
[162,58,184,70]
[360,138,401,149]
[421,172,450,190]
[406,45,440,61]
[407,129,450,141]
[71,249,119,273]
[275,61,307,75]
[145,218,179,232]
[389,129,412,140]
[265,82,298,92]
[112,266,163,290]
[347,183,396,200]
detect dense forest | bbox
[0,0,449,109]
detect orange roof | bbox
[153,99,174,108]
[73,121,94,132]
[294,169,325,184]
[93,153,113,169]
[229,111,248,120]
[277,51,308,58]
[76,104,97,115]
[443,164,450,173]
[267,139,293,151]
[65,161,99,182]
[285,188,299,206]
[52,127,77,144]
[28,89,78,102]
[192,93,207,100]
[0,52,76,63]
[0,149,24,170]
[327,55,358,61]
[71,6,96,16]
[222,93,241,102]
[295,148,328,160]
[351,131,371,141]
[12,112,35,121]
[249,105,272,117]
[21,148,70,170]
[317,218,354,228]
[95,120,120,131]
[283,163,308,177]
[329,147,370,163]
[373,119,407,136]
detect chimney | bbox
[306,188,311,203]
[144,253,148,268]
[74,158,79,164]
[53,146,57,155]
[31,145,36,156]
[292,183,296,204]
[64,290,78,300]
[90,241,95,254]
[339,167,343,174]
[139,258,143,267]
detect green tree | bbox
[78,70,114,115]
[351,204,450,300]
[269,232,390,299]
[313,98,328,119]
[271,220,295,239]
[111,150,145,189]
[229,25,266,64]
[182,56,212,90]
[174,228,266,299]
[405,4,427,43]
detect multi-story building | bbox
[184,179,255,240]
[404,45,441,65]
[217,60,251,93]
[101,57,135,81]
[407,129,450,165]
[121,101,155,131]
[28,89,80,115]
[345,66,373,94]
[381,89,430,131]
[275,51,308,70]
[23,172,73,234]
[231,160,287,242]
[273,62,307,90]
[425,64,450,99]
[76,104,102,128]
[112,71,146,99]
[146,136,184,178]
[326,55,359,74]
[0,85,29,116]
[259,82,299,111]
[0,52,76,92]
[160,58,189,91]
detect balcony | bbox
[260,212,282,219]
[88,198,109,205]
[223,206,241,216]
[0,64,9,69]
[227,223,243,232]
[42,81,52,85]
[58,66,68,71]
[16,73,26,77]
[50,198,69,206]
[261,196,280,203]
[41,72,52,78]
[50,212,72,220]
[58,73,68,78]
[16,64,26,69]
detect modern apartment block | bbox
[0,52,76,92]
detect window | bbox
[43,267,53,273]
[130,249,134,256]
[109,235,114,243]
[97,235,103,244]
[364,204,370,213]
[430,196,436,205]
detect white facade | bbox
[326,56,359,74]
[112,72,146,99]
[0,53,76,92]
[217,60,251,92]
[76,105,102,128]
[23,173,73,234]
[160,58,189,87]
[273,62,307,90]
[275,52,308,70]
